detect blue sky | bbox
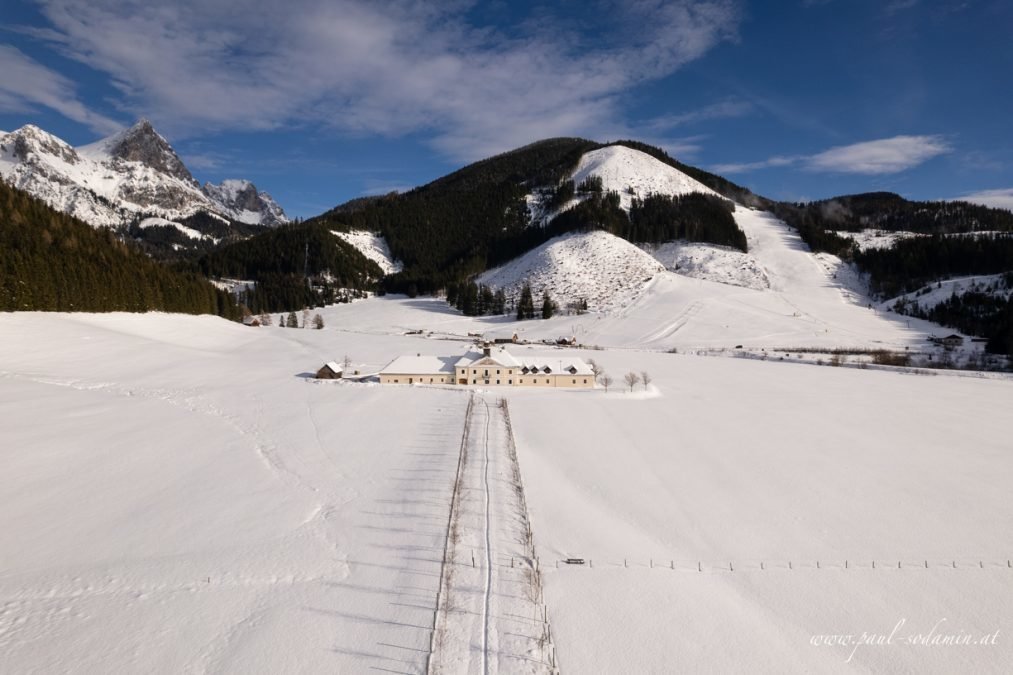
[1,0,1011,218]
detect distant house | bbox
[380,343,594,388]
[485,331,520,344]
[315,362,343,379]
[931,334,964,348]
[242,315,261,327]
[940,334,964,348]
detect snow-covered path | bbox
[431,395,554,674]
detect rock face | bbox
[202,179,288,227]
[0,120,288,228]
[102,119,196,184]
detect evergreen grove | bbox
[0,182,239,317]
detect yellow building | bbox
[379,344,594,388]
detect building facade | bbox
[380,344,594,388]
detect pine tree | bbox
[517,283,535,320]
[541,291,556,319]
[286,311,299,327]
[313,313,324,329]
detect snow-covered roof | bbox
[380,355,456,375]
[454,347,593,376]
[455,346,520,368]
[516,358,593,376]
[323,361,342,372]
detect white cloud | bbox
[642,100,752,132]
[805,135,951,174]
[0,45,121,134]
[25,0,741,161]
[714,135,951,175]
[957,188,1013,211]
[884,0,919,14]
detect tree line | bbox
[0,181,239,317]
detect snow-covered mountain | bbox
[481,145,757,309]
[0,120,288,228]
[202,179,287,227]
[569,145,720,211]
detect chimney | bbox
[482,342,491,357]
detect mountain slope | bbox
[570,145,719,211]
[0,120,288,230]
[477,230,665,312]
[312,138,750,293]
[0,181,238,316]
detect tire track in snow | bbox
[479,397,493,675]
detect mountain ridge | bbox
[0,120,288,231]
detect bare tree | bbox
[624,371,641,392]
[588,359,602,379]
[343,354,352,372]
[598,373,613,392]
[259,312,272,326]
[302,307,311,329]
[640,371,652,389]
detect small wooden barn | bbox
[315,361,343,379]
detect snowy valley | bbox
[2,139,1012,675]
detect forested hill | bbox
[311,138,601,293]
[193,221,383,313]
[309,138,758,294]
[0,181,239,317]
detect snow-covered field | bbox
[1,304,1010,673]
[0,313,474,673]
[509,350,1013,674]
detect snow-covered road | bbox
[431,395,555,674]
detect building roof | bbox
[380,354,456,375]
[454,346,593,376]
[322,361,342,373]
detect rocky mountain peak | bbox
[104,119,195,184]
[5,124,80,165]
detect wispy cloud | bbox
[884,0,919,15]
[22,0,741,161]
[957,188,1013,211]
[713,135,951,175]
[0,45,121,134]
[807,135,951,173]
[712,155,798,173]
[641,100,753,132]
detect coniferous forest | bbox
[191,222,382,313]
[0,182,239,317]
[311,138,756,295]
